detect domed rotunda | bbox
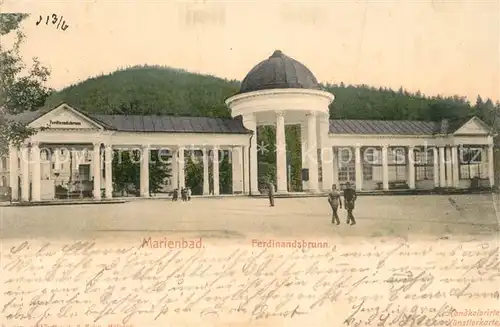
[225,50,335,194]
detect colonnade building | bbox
[0,50,496,202]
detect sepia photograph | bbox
[0,0,499,326]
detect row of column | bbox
[140,145,244,197]
[244,108,496,193]
[330,144,495,191]
[8,142,246,202]
[7,139,495,200]
[8,142,114,202]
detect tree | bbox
[185,152,203,195]
[0,13,53,155]
[149,150,172,193]
[112,149,171,195]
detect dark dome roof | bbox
[239,50,321,94]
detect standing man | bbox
[267,181,275,207]
[343,181,357,225]
[328,184,342,225]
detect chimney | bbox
[440,119,449,134]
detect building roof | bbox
[91,114,251,134]
[239,50,321,94]
[329,119,440,135]
[4,106,251,134]
[328,117,490,135]
[4,103,489,136]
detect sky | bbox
[2,0,500,102]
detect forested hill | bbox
[45,65,499,126]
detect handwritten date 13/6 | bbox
[35,14,69,31]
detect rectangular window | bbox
[339,166,355,182]
[387,148,407,181]
[459,147,483,179]
[362,148,379,181]
[388,165,407,181]
[414,148,434,181]
[362,165,373,181]
[339,148,352,164]
[388,148,406,165]
[338,147,355,183]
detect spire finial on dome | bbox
[270,50,283,58]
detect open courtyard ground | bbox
[1,194,498,242]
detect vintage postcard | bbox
[1,0,499,326]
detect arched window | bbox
[1,176,6,187]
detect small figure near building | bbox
[267,181,275,207]
[187,187,192,201]
[343,181,357,225]
[172,188,179,201]
[328,184,342,225]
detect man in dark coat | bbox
[328,184,342,225]
[343,181,357,225]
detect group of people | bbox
[266,181,357,226]
[172,187,192,201]
[328,181,357,225]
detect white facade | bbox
[0,100,496,202]
[2,104,250,201]
[226,88,496,195]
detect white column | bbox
[104,145,113,199]
[20,145,30,201]
[212,146,220,195]
[202,148,209,195]
[243,114,259,194]
[301,122,309,191]
[31,142,41,201]
[332,147,339,187]
[242,145,250,194]
[408,146,415,189]
[171,149,178,188]
[275,111,287,193]
[178,148,185,188]
[446,147,452,187]
[488,144,495,187]
[452,146,459,187]
[9,145,19,201]
[382,145,389,191]
[433,147,440,187]
[307,112,319,192]
[93,142,101,200]
[319,114,333,192]
[140,145,150,197]
[231,146,243,194]
[439,146,446,187]
[321,146,334,191]
[355,145,363,191]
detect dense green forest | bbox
[45,65,500,193]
